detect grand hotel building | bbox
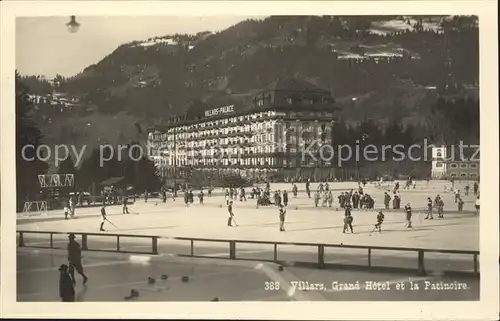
[147,78,339,181]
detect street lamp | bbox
[66,16,81,33]
[355,133,368,181]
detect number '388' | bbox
[264,281,280,290]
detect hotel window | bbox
[469,163,478,169]
[286,96,293,104]
[469,173,477,178]
[460,173,467,178]
[450,163,458,169]
[459,163,468,169]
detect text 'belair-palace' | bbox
[147,78,339,179]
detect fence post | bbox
[152,237,158,255]
[318,245,325,269]
[50,233,53,248]
[18,232,25,247]
[116,236,120,252]
[473,253,478,274]
[368,248,372,267]
[82,234,88,250]
[417,250,426,276]
[273,244,278,262]
[229,241,236,260]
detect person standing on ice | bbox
[342,204,354,234]
[279,203,286,232]
[122,195,129,214]
[292,184,298,197]
[67,234,88,284]
[384,192,391,209]
[59,264,75,302]
[404,203,412,228]
[464,184,470,196]
[225,189,230,206]
[475,195,480,215]
[227,201,236,227]
[458,197,464,212]
[425,197,434,220]
[99,205,107,231]
[282,190,288,207]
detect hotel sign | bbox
[205,104,234,117]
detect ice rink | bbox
[16,180,480,301]
[18,180,479,250]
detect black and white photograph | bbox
[1,1,498,320]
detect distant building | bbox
[431,145,479,180]
[147,78,340,181]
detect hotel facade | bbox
[147,78,339,181]
[430,146,480,180]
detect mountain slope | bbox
[22,15,479,164]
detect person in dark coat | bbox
[282,190,288,207]
[352,192,360,209]
[67,234,88,284]
[59,264,75,302]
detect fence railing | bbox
[17,230,480,276]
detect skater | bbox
[373,211,385,234]
[208,186,212,197]
[425,197,434,219]
[283,190,288,207]
[464,184,470,196]
[473,181,479,196]
[343,205,354,234]
[321,191,328,207]
[292,184,298,197]
[404,203,412,228]
[67,233,88,284]
[454,189,460,203]
[59,264,75,302]
[279,204,286,232]
[392,192,400,210]
[188,190,194,204]
[240,187,247,202]
[338,192,345,208]
[64,199,70,220]
[184,190,189,207]
[327,190,333,208]
[144,190,148,203]
[162,190,167,203]
[437,197,444,218]
[314,190,320,207]
[69,195,76,218]
[99,204,107,231]
[122,195,129,214]
[227,201,235,227]
[229,188,234,200]
[198,190,204,205]
[274,190,281,206]
[384,192,391,210]
[225,190,230,205]
[352,191,360,209]
[458,197,464,212]
[475,195,480,215]
[306,179,311,198]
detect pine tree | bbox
[16,72,49,210]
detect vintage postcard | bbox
[1,1,498,319]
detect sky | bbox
[16,16,255,79]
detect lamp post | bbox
[66,16,80,33]
[355,133,368,181]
